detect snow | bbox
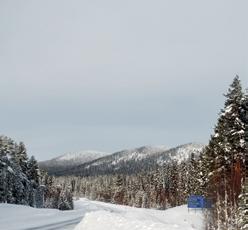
[111,146,168,165]
[7,166,14,174]
[58,151,109,161]
[39,150,110,171]
[224,105,233,114]
[157,143,204,165]
[85,144,203,171]
[0,203,84,230]
[214,133,219,138]
[74,199,204,230]
[0,198,204,230]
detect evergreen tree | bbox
[17,142,28,173]
[238,183,248,230]
[58,189,73,210]
[177,161,188,205]
[238,91,248,229]
[112,175,125,204]
[27,156,40,185]
[187,153,201,195]
[203,76,246,229]
[0,136,69,210]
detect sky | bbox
[0,0,248,160]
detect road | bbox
[23,217,83,230]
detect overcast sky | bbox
[0,0,248,160]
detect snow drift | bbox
[74,199,204,230]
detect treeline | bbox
[0,136,73,210]
[55,152,204,209]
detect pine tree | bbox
[238,183,248,230]
[112,175,125,204]
[58,189,73,210]
[177,161,188,205]
[27,156,40,185]
[0,136,71,211]
[238,92,248,229]
[187,153,201,195]
[204,76,246,229]
[0,139,8,203]
[16,142,28,173]
[0,159,7,203]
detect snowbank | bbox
[74,200,204,230]
[0,198,204,230]
[0,203,84,230]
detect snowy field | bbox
[0,198,204,230]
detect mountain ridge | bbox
[39,143,204,176]
[38,150,109,174]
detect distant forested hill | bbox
[40,143,204,176]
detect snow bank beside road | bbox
[75,199,204,230]
[0,198,204,230]
[0,203,84,230]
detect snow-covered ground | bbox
[0,203,83,230]
[75,199,204,230]
[0,198,204,230]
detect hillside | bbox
[39,150,109,174]
[51,143,204,176]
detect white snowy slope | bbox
[55,150,109,162]
[156,143,205,165]
[39,150,109,173]
[0,198,104,230]
[39,143,204,176]
[63,143,204,177]
[110,145,168,165]
[88,145,168,166]
[0,203,83,230]
[87,143,204,168]
[75,198,204,230]
[0,198,204,230]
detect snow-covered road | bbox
[0,202,84,230]
[0,199,204,230]
[23,217,82,230]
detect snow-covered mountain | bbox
[53,150,109,162]
[39,150,109,174]
[52,143,204,176]
[93,145,168,167]
[156,143,204,165]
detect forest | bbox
[0,137,73,210]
